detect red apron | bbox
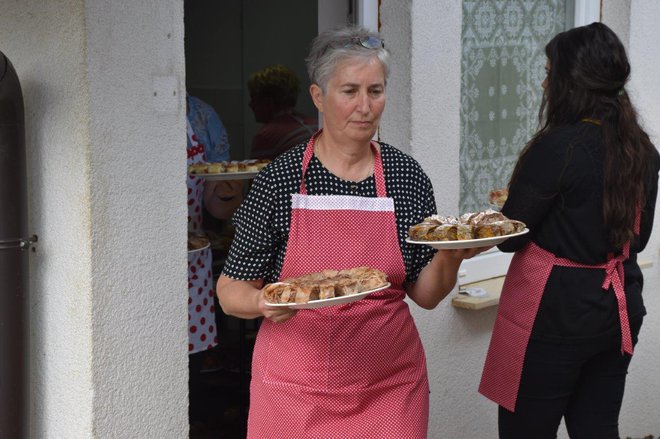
[247,134,430,438]
[187,122,217,354]
[479,217,639,412]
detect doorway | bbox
[183,1,370,437]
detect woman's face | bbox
[542,59,550,91]
[310,56,386,145]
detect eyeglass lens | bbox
[359,36,384,49]
[347,36,384,49]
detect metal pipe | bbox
[0,50,30,439]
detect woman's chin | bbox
[345,126,377,143]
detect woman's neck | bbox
[314,132,375,182]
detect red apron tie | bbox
[555,248,633,355]
[480,209,640,411]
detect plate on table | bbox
[406,229,529,250]
[265,282,391,310]
[189,171,259,181]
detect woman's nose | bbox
[356,91,370,113]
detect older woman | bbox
[217,26,486,437]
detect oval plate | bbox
[189,171,259,181]
[265,282,391,310]
[406,228,529,250]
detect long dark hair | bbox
[510,22,656,247]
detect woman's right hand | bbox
[260,295,298,323]
[217,275,298,322]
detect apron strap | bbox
[300,130,387,197]
[552,206,642,355]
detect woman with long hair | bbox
[479,22,660,438]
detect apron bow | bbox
[602,254,633,355]
[602,255,625,290]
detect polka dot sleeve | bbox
[222,142,438,284]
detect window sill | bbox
[451,259,654,311]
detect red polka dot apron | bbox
[247,134,430,438]
[479,213,639,412]
[187,121,217,354]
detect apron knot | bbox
[602,254,633,355]
[602,255,624,290]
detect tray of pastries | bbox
[188,159,271,180]
[263,266,390,309]
[188,232,210,253]
[406,209,528,249]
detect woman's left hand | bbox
[441,246,494,260]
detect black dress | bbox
[223,141,438,285]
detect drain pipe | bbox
[0,50,34,439]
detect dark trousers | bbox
[498,317,642,439]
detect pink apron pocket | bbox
[479,314,531,412]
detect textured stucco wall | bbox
[379,1,412,154]
[85,1,188,438]
[1,1,94,437]
[0,1,188,437]
[381,1,660,438]
[602,0,631,51]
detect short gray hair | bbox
[305,26,390,92]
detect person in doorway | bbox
[187,92,231,163]
[247,64,318,160]
[186,114,242,434]
[216,26,489,437]
[187,100,243,355]
[479,22,660,438]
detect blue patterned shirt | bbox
[186,94,230,162]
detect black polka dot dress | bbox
[223,141,437,284]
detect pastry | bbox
[488,188,509,208]
[188,159,272,175]
[188,232,210,251]
[262,266,388,304]
[407,209,526,242]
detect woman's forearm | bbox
[216,275,264,319]
[407,247,490,309]
[407,252,462,309]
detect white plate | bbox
[406,228,529,250]
[265,282,391,310]
[187,243,210,254]
[189,171,259,181]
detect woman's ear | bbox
[309,84,324,112]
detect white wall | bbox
[382,1,660,438]
[0,1,188,437]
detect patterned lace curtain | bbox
[460,0,573,213]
